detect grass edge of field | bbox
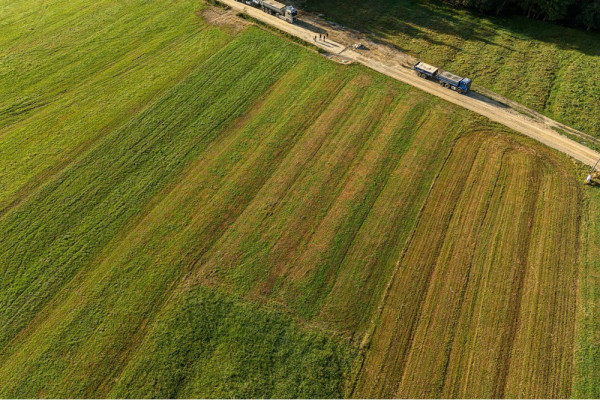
[574,180,600,398]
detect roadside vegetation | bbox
[576,188,600,398]
[305,0,600,138]
[0,0,596,397]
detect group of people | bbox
[314,32,328,41]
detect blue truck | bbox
[414,61,472,94]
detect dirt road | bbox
[216,0,600,167]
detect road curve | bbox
[217,0,600,167]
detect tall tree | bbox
[578,0,600,29]
[536,0,576,20]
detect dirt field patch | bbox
[201,7,251,33]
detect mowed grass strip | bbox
[189,73,384,293]
[0,28,300,360]
[441,149,543,398]
[0,0,231,211]
[353,131,485,398]
[313,101,459,337]
[396,135,512,398]
[250,79,398,302]
[503,160,580,397]
[275,93,423,316]
[352,131,582,398]
[189,87,462,336]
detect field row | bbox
[0,3,589,397]
[355,131,581,398]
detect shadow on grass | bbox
[305,0,600,57]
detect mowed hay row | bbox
[276,95,428,316]
[441,150,543,398]
[188,88,463,328]
[353,132,582,398]
[254,89,409,302]
[314,103,460,337]
[396,136,517,398]
[190,74,399,296]
[353,131,488,398]
[503,164,580,397]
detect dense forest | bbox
[443,0,600,30]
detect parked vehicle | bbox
[236,0,297,23]
[414,61,472,94]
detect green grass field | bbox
[0,0,597,397]
[306,0,600,138]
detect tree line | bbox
[442,0,600,30]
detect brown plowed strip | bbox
[353,132,485,398]
[503,162,580,398]
[315,104,456,336]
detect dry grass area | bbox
[200,7,251,33]
[353,131,581,398]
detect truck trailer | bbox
[414,61,438,79]
[237,0,297,23]
[414,61,472,94]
